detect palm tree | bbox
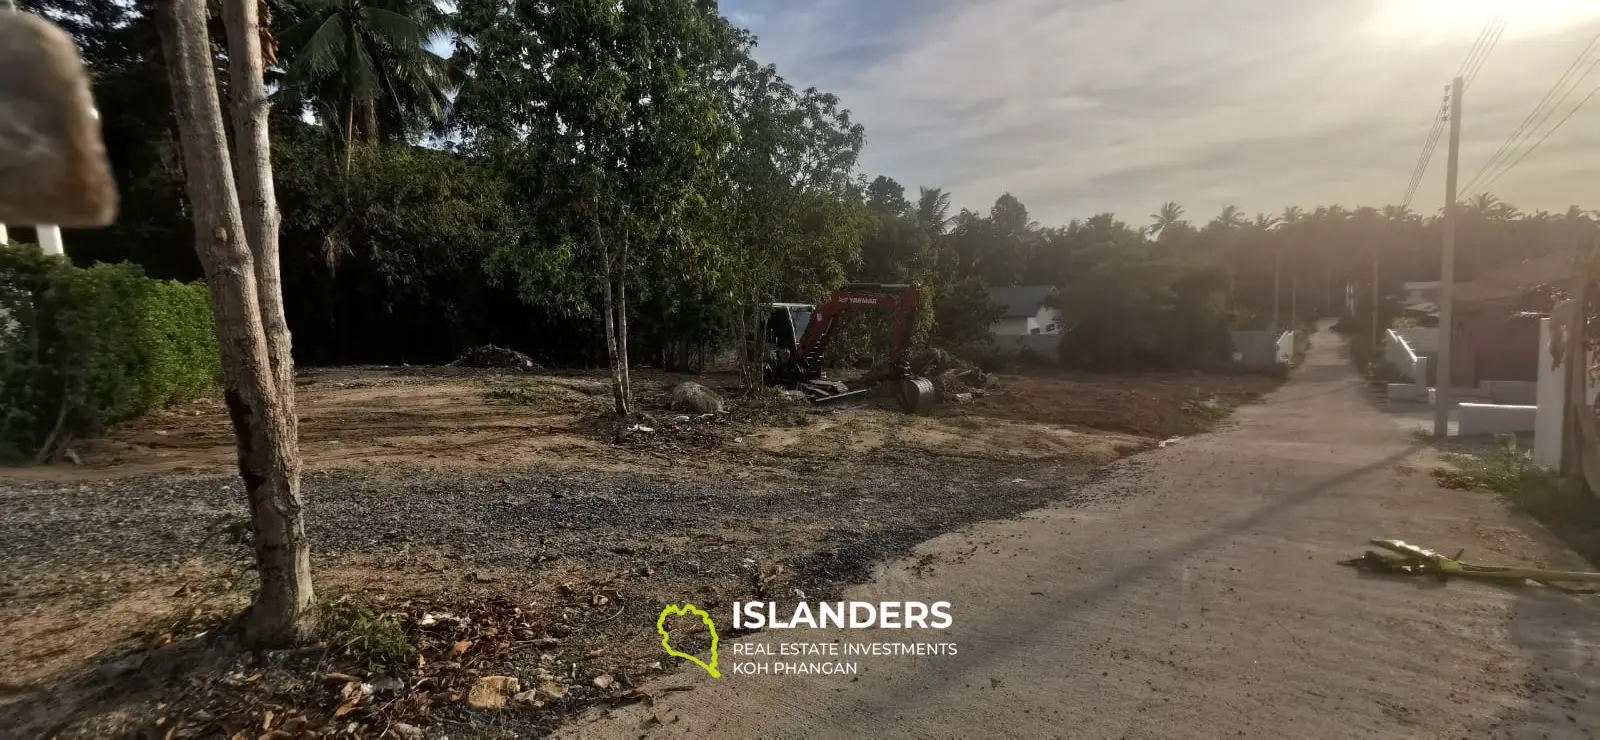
[1148,201,1185,238]
[1210,204,1246,230]
[275,0,453,153]
[916,187,953,239]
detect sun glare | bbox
[1370,0,1600,40]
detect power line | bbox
[1462,17,1506,89]
[1401,18,1500,207]
[1478,80,1600,193]
[1401,97,1447,207]
[1455,20,1496,80]
[1460,28,1600,195]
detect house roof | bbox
[987,285,1058,318]
[1454,252,1574,309]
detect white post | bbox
[1535,317,1567,468]
[37,225,64,256]
[0,223,8,244]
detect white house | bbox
[987,285,1060,337]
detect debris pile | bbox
[907,348,999,402]
[448,345,540,370]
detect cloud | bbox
[726,0,1600,225]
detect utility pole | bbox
[1371,253,1380,357]
[1434,76,1463,439]
[1272,248,1282,332]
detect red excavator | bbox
[760,283,936,414]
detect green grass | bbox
[318,597,418,676]
[1433,435,1600,568]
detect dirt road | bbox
[564,327,1600,739]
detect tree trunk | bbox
[343,99,355,174]
[158,0,313,647]
[595,220,628,415]
[615,220,631,405]
[223,0,294,414]
[362,99,378,144]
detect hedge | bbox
[0,243,220,462]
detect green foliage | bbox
[319,597,418,676]
[1432,436,1551,493]
[0,244,218,462]
[137,280,221,410]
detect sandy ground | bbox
[0,367,1274,485]
[560,327,1600,739]
[0,364,1285,737]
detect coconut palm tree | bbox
[1147,201,1186,239]
[916,187,953,239]
[274,0,453,152]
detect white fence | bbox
[1384,328,1429,384]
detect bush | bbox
[0,244,219,462]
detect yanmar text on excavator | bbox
[759,282,936,414]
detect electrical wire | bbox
[1478,80,1600,193]
[1462,17,1506,89]
[1401,94,1451,206]
[1401,18,1502,207]
[1401,98,1447,207]
[1460,27,1600,195]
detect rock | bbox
[592,674,615,689]
[952,392,973,404]
[512,690,544,706]
[466,676,520,709]
[368,675,405,696]
[668,382,724,414]
[392,723,425,740]
[538,679,569,700]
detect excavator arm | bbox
[792,283,921,377]
[765,282,934,414]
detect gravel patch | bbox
[0,454,1148,609]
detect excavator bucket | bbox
[0,9,117,227]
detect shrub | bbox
[0,244,220,462]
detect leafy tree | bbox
[452,0,743,413]
[274,0,452,152]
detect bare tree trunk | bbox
[595,220,628,415]
[615,220,631,404]
[224,0,294,415]
[158,0,313,647]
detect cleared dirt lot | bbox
[0,366,1280,737]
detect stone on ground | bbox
[669,382,724,413]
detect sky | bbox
[719,0,1600,228]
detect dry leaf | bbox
[324,673,360,683]
[261,709,275,730]
[332,699,359,718]
[452,640,472,656]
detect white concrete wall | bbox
[1385,329,1423,383]
[991,316,1031,337]
[1275,331,1295,364]
[1534,316,1600,469]
[1033,306,1060,334]
[1460,403,1537,436]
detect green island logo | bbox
[657,603,721,678]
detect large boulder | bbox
[669,381,724,414]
